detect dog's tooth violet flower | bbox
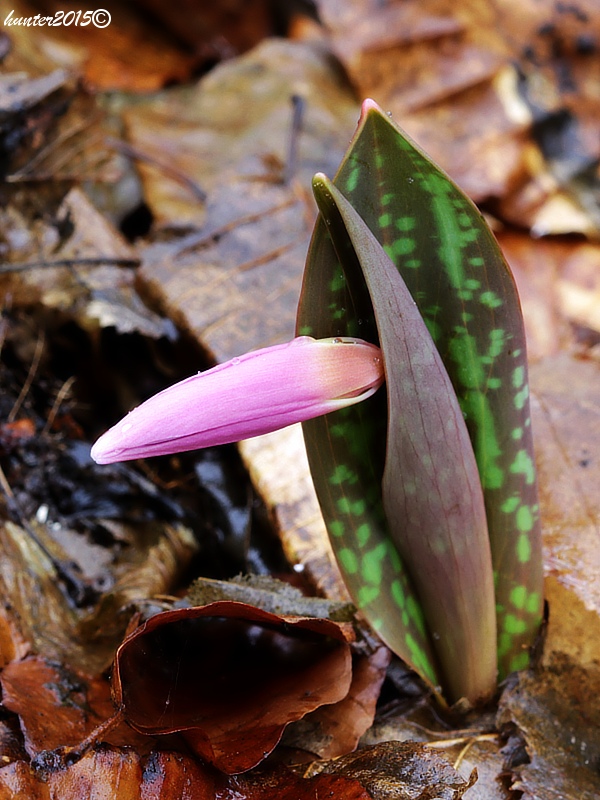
[91,336,384,465]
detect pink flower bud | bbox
[91,337,383,464]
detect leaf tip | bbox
[360,98,385,120]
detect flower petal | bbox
[91,337,384,464]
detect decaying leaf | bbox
[112,601,353,773]
[184,574,354,621]
[0,656,148,757]
[0,741,476,800]
[306,741,477,799]
[316,0,600,235]
[0,188,170,339]
[529,354,600,666]
[498,661,600,800]
[184,575,389,759]
[282,641,391,760]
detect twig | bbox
[62,708,126,760]
[8,331,44,422]
[7,111,112,182]
[175,196,298,257]
[426,731,498,769]
[235,236,305,273]
[0,257,140,275]
[42,375,76,436]
[106,136,207,203]
[284,94,306,185]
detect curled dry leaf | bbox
[282,642,391,760]
[184,575,387,760]
[112,601,353,773]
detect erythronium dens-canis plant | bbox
[92,99,543,706]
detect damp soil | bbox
[0,303,290,612]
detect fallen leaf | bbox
[497,232,579,361]
[498,662,600,800]
[316,0,600,233]
[124,38,359,226]
[184,573,385,760]
[0,741,476,800]
[283,642,391,760]
[306,740,477,799]
[529,353,600,666]
[112,601,353,773]
[184,574,354,621]
[0,657,148,757]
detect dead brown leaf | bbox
[316,0,600,233]
[496,232,600,361]
[0,656,148,756]
[123,38,359,226]
[112,601,353,773]
[283,643,391,760]
[0,741,476,800]
[529,354,600,666]
[498,660,600,800]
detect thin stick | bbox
[426,732,498,758]
[8,331,44,422]
[0,463,90,606]
[453,738,478,771]
[107,136,207,203]
[63,708,126,759]
[0,257,140,275]
[0,463,56,569]
[175,196,298,257]
[42,375,76,435]
[284,94,306,185]
[235,236,305,273]
[6,115,93,181]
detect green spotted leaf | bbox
[297,99,543,695]
[310,175,498,704]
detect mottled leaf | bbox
[298,100,542,681]
[307,174,497,704]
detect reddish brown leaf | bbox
[112,601,353,773]
[284,643,391,760]
[0,746,372,800]
[0,657,148,757]
[0,607,29,670]
[0,741,476,800]
[0,760,51,800]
